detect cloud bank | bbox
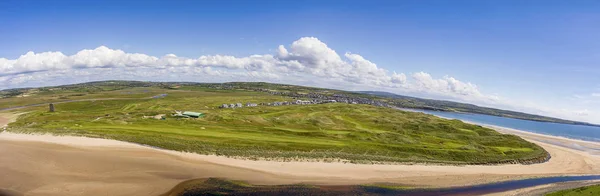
[0,37,596,123]
[1,37,493,101]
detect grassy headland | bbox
[2,81,597,127]
[2,81,548,164]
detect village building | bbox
[182,111,204,118]
[295,100,312,105]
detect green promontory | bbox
[4,83,548,165]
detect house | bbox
[182,111,204,118]
[246,103,258,107]
[229,104,236,108]
[221,104,229,108]
[172,111,189,118]
[295,100,311,105]
[236,103,243,108]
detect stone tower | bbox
[49,103,55,112]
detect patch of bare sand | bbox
[0,113,18,128]
[2,112,600,196]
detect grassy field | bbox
[546,184,600,196]
[2,85,548,164]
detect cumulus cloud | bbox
[4,37,600,123]
[1,36,499,104]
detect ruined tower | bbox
[49,103,55,112]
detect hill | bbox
[2,81,596,127]
[1,81,548,165]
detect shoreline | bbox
[405,108,600,144]
[2,113,600,195]
[472,121,600,146]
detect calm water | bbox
[406,109,600,143]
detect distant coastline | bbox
[404,108,600,144]
[359,90,600,127]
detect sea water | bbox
[407,109,600,143]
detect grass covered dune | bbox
[547,184,600,196]
[6,88,548,165]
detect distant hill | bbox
[1,80,597,127]
[358,91,599,127]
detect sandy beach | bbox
[2,112,600,196]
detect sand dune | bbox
[1,113,600,196]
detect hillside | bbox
[1,81,596,127]
[1,81,548,165]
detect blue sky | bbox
[1,0,599,123]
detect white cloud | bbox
[1,37,451,94]
[0,37,503,103]
[4,36,598,123]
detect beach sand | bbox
[1,112,600,196]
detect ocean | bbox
[408,109,600,143]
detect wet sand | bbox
[2,113,600,196]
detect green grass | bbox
[547,184,600,196]
[3,86,548,165]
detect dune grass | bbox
[546,184,600,196]
[4,86,548,164]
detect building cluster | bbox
[269,92,390,107]
[220,103,243,108]
[172,111,204,118]
[218,90,391,109]
[220,103,258,108]
[220,99,352,109]
[202,83,391,109]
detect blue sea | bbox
[406,109,600,143]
